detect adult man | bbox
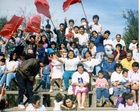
[120,53,135,70]
[89,15,102,34]
[113,34,126,51]
[16,57,49,109]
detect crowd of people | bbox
[0,14,139,111]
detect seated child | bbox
[118,93,139,110]
[95,71,109,106]
[0,58,7,79]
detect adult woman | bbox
[72,63,89,109]
[26,95,46,111]
[61,95,77,111]
[110,63,123,107]
[63,50,80,91]
[112,44,126,63]
[0,51,19,89]
[128,62,139,103]
[40,35,49,49]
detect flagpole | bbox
[80,1,90,34]
[80,1,87,20]
[50,18,55,28]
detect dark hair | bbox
[69,19,74,24]
[83,50,92,59]
[0,58,6,63]
[124,93,133,100]
[30,35,36,40]
[132,38,137,40]
[50,41,56,47]
[98,70,104,75]
[91,30,98,35]
[55,93,63,103]
[116,44,122,49]
[116,34,121,37]
[88,41,95,45]
[137,43,139,48]
[93,15,99,20]
[31,95,41,104]
[39,57,49,65]
[59,23,64,26]
[70,42,77,47]
[79,26,85,30]
[77,63,84,68]
[0,53,5,57]
[66,50,76,58]
[132,62,139,68]
[45,24,51,29]
[40,35,49,43]
[122,68,128,74]
[74,26,79,29]
[114,63,123,71]
[9,51,17,61]
[81,18,86,21]
[104,30,111,35]
[63,95,74,107]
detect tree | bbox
[122,9,138,51]
[0,17,7,31]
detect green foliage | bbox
[122,9,139,51]
[0,17,7,31]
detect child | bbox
[26,95,46,111]
[95,71,109,107]
[68,42,79,57]
[49,52,64,92]
[59,43,67,58]
[40,64,51,90]
[53,93,65,111]
[118,93,139,110]
[120,68,130,94]
[0,58,7,79]
[36,41,45,59]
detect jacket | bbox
[17,58,40,79]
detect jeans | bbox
[63,70,75,89]
[16,72,33,104]
[95,52,103,76]
[96,88,109,101]
[40,74,50,89]
[0,72,16,87]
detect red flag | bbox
[0,15,24,40]
[34,0,51,19]
[24,14,41,33]
[63,0,82,12]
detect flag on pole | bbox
[63,0,82,12]
[34,0,51,19]
[24,14,41,33]
[0,15,24,40]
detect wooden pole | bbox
[80,1,88,20]
[50,18,55,28]
[80,1,90,34]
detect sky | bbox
[0,0,138,39]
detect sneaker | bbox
[49,89,53,92]
[60,89,63,92]
[18,104,25,109]
[80,106,84,109]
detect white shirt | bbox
[89,46,96,55]
[6,60,19,71]
[74,33,89,46]
[132,49,139,62]
[64,58,80,71]
[129,43,137,50]
[103,39,113,51]
[128,70,139,82]
[111,71,123,83]
[89,22,102,33]
[82,58,102,72]
[53,100,63,111]
[72,71,89,84]
[113,39,126,50]
[65,27,75,35]
[26,104,46,111]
